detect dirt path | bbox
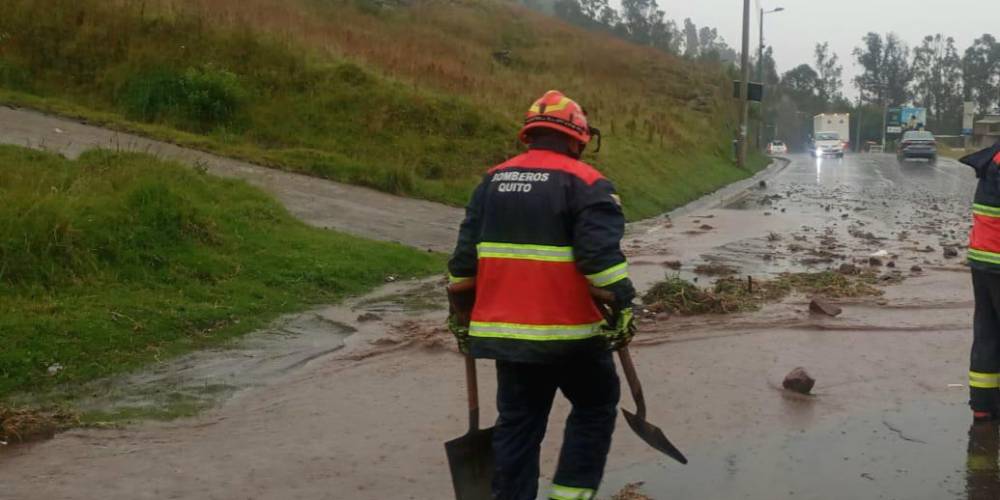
[0,106,463,253]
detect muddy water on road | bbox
[604,399,985,500]
[603,153,985,499]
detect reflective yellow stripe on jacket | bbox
[469,321,603,341]
[476,242,575,262]
[477,242,629,285]
[969,249,1000,265]
[974,204,1000,218]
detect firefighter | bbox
[447,90,636,500]
[961,143,1000,421]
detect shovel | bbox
[590,287,688,465]
[444,355,495,500]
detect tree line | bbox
[522,0,738,63]
[524,0,1000,146]
[763,32,999,148]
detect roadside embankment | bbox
[0,145,443,400]
[0,0,767,220]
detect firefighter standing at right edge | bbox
[962,143,1000,421]
[446,90,636,500]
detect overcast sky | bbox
[615,0,998,100]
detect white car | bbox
[811,132,845,158]
[767,140,788,155]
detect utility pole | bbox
[856,97,863,153]
[881,99,888,148]
[752,6,785,157]
[757,8,764,151]
[757,9,765,84]
[738,0,751,168]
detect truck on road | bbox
[812,113,850,158]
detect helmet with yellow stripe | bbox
[519,90,594,147]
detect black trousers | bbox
[971,269,1000,411]
[491,352,620,500]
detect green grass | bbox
[0,0,766,220]
[0,145,445,397]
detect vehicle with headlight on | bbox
[811,131,845,158]
[767,140,788,155]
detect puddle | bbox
[603,398,995,500]
[74,312,356,421]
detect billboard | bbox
[900,107,927,132]
[887,108,902,134]
[886,107,927,135]
[964,102,976,136]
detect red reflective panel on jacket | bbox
[472,258,603,327]
[971,213,1000,255]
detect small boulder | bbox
[809,298,842,317]
[357,312,383,323]
[783,367,816,394]
[868,257,884,267]
[911,265,924,273]
[943,247,959,259]
[838,263,859,275]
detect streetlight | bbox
[758,7,785,84]
[756,6,784,150]
[738,0,751,168]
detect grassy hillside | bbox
[0,0,764,220]
[0,145,444,396]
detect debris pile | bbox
[0,406,78,444]
[643,271,882,316]
[693,262,738,276]
[612,482,654,500]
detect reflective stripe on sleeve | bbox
[549,484,595,500]
[477,242,575,263]
[586,262,629,287]
[970,371,1000,389]
[469,321,603,341]
[448,273,472,284]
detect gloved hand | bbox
[595,279,637,350]
[447,280,476,354]
[603,306,636,350]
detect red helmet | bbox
[519,90,591,146]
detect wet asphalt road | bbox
[605,152,993,500]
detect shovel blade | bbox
[445,427,495,500]
[622,409,688,465]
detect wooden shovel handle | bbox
[465,355,480,432]
[617,347,647,420]
[588,287,648,420]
